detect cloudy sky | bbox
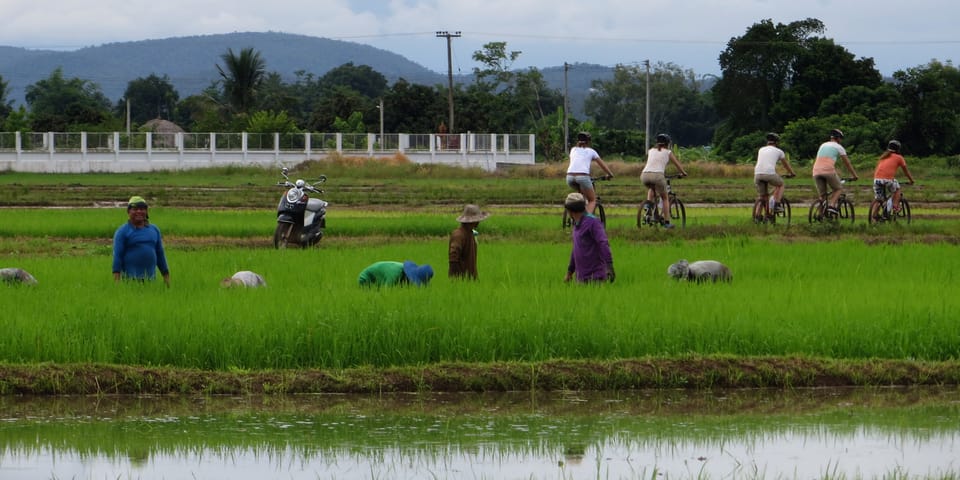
[1,0,956,76]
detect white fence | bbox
[0,131,536,173]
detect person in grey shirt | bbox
[221,271,267,288]
[667,259,732,283]
[1,267,38,285]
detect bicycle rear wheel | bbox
[868,200,883,225]
[596,203,606,227]
[562,209,573,229]
[808,199,824,224]
[637,201,654,228]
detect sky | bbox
[1,0,957,77]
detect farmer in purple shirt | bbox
[563,193,615,284]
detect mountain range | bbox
[0,31,612,118]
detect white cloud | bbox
[0,0,956,75]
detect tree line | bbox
[0,18,958,162]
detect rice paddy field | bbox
[1,161,958,394]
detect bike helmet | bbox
[766,132,780,143]
[655,133,671,145]
[887,139,902,152]
[829,128,844,139]
[576,131,591,142]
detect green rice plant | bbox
[1,238,956,371]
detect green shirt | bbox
[358,261,406,287]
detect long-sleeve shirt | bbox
[358,261,405,287]
[112,222,169,280]
[567,215,613,282]
[448,225,478,279]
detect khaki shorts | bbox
[641,172,667,196]
[754,174,784,196]
[813,173,843,197]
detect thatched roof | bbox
[143,118,185,134]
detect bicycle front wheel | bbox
[596,203,606,227]
[898,198,911,224]
[670,198,686,227]
[838,198,855,223]
[775,198,791,226]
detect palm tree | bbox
[216,47,266,115]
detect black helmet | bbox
[766,132,780,143]
[887,140,901,152]
[576,131,591,142]
[830,128,844,139]
[655,133,671,145]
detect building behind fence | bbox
[0,131,536,173]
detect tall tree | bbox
[893,60,960,156]
[383,78,445,132]
[318,62,388,99]
[216,47,266,115]
[585,62,716,148]
[25,67,113,131]
[0,75,12,120]
[116,74,180,125]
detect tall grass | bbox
[1,237,956,370]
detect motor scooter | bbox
[274,167,327,248]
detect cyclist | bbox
[812,129,858,216]
[641,133,688,228]
[566,131,614,215]
[754,132,796,220]
[872,139,915,215]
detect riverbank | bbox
[3,356,960,395]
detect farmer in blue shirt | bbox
[563,193,615,284]
[112,196,170,286]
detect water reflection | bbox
[1,387,958,479]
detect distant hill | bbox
[0,31,612,118]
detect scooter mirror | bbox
[319,175,327,182]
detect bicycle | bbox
[869,183,912,225]
[752,174,795,226]
[562,176,608,229]
[637,174,686,228]
[808,178,856,224]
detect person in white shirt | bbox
[221,271,267,288]
[754,133,796,220]
[640,133,688,229]
[565,131,614,215]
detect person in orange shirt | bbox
[872,140,915,215]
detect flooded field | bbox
[2,387,958,480]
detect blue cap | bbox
[402,260,434,286]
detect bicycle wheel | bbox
[752,199,765,224]
[637,201,654,228]
[808,199,824,224]
[775,198,791,226]
[898,198,911,224]
[670,198,686,227]
[595,203,607,227]
[868,200,883,225]
[562,209,573,229]
[838,198,855,223]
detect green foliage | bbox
[894,60,960,156]
[117,74,180,124]
[216,47,266,115]
[24,67,113,131]
[246,110,300,134]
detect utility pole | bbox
[378,97,384,151]
[644,59,651,152]
[563,62,570,150]
[436,31,461,132]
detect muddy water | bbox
[1,387,958,479]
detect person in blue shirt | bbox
[112,196,170,286]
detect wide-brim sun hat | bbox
[457,204,490,223]
[403,260,434,286]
